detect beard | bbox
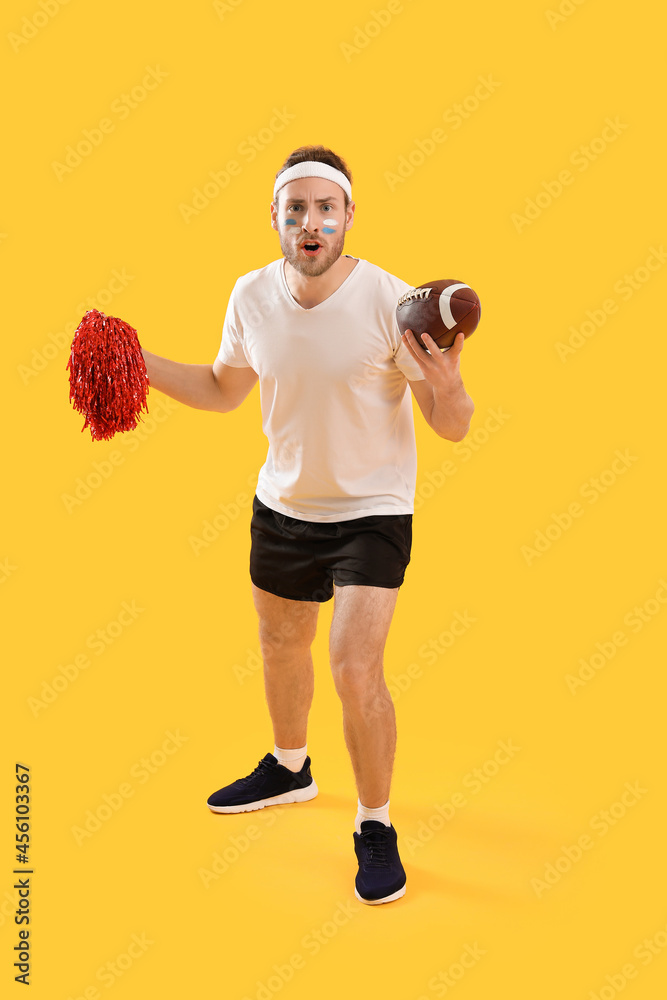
[279,227,347,277]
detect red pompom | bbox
[67,310,150,441]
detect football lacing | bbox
[397,287,432,306]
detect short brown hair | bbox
[274,145,353,210]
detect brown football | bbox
[396,279,481,351]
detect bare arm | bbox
[402,330,475,442]
[409,375,474,442]
[141,349,258,413]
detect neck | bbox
[284,255,357,309]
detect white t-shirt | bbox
[216,255,426,522]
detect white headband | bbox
[273,162,352,201]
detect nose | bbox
[300,204,318,233]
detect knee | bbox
[330,653,386,708]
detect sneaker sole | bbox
[354,883,406,905]
[207,779,318,814]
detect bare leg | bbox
[251,583,320,749]
[328,585,399,807]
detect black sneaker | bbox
[353,820,407,905]
[207,753,318,813]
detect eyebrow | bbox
[285,196,339,204]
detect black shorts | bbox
[249,495,412,602]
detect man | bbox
[141,145,474,905]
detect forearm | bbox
[430,379,475,441]
[141,349,225,412]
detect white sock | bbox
[273,744,307,773]
[355,798,391,834]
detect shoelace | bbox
[239,758,275,784]
[360,828,391,869]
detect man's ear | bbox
[270,201,278,231]
[345,200,355,231]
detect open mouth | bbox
[301,242,322,256]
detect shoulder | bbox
[232,258,283,298]
[355,258,413,299]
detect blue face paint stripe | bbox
[284,219,297,226]
[323,227,336,234]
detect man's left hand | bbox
[401,329,466,391]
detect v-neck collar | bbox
[280,256,362,311]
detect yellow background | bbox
[2,0,666,997]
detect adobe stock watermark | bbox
[416,943,486,999]
[555,246,667,361]
[530,780,648,898]
[239,285,286,330]
[199,806,287,887]
[546,0,588,30]
[0,558,18,585]
[70,730,189,846]
[386,610,477,704]
[1,883,28,929]
[27,601,145,716]
[51,66,169,181]
[565,578,667,694]
[586,917,667,1000]
[18,268,135,385]
[340,0,413,62]
[414,406,511,511]
[189,472,258,555]
[349,346,397,391]
[62,397,179,514]
[521,448,638,566]
[234,603,475,688]
[213,0,244,19]
[63,932,154,999]
[511,117,628,232]
[385,75,502,191]
[240,898,360,1000]
[215,282,286,364]
[233,590,329,684]
[8,0,72,53]
[179,108,296,223]
[404,739,521,856]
